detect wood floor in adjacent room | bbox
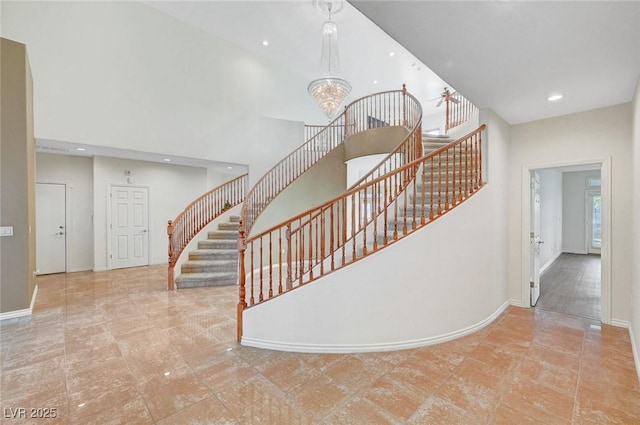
[536,253,601,320]
[1,265,638,424]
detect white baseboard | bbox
[509,299,524,308]
[0,308,31,321]
[540,252,562,275]
[93,266,107,272]
[242,300,511,353]
[30,284,38,312]
[68,266,93,273]
[611,319,630,328]
[629,325,640,383]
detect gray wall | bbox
[1,38,36,314]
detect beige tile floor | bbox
[1,265,639,424]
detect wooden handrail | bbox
[240,87,420,241]
[236,101,485,342]
[167,173,248,290]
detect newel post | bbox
[167,220,175,291]
[237,221,247,343]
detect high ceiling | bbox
[143,0,452,117]
[147,0,640,125]
[352,0,640,124]
[37,1,640,167]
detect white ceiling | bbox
[352,0,640,125]
[146,0,640,125]
[143,0,452,114]
[38,1,640,167]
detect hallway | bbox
[1,266,638,424]
[536,253,601,320]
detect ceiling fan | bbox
[431,87,460,107]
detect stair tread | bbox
[183,259,237,265]
[191,249,237,254]
[176,271,237,279]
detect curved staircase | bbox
[174,215,240,289]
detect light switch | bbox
[0,226,14,236]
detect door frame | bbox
[35,180,70,274]
[520,157,611,324]
[106,184,151,270]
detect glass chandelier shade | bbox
[308,20,351,119]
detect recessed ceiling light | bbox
[227,166,233,169]
[547,94,563,102]
[373,80,378,84]
[163,158,171,162]
[389,52,395,57]
[262,40,269,46]
[76,147,86,151]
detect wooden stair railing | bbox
[240,86,421,240]
[236,120,485,341]
[445,91,478,133]
[288,85,424,271]
[167,173,248,290]
[240,115,346,239]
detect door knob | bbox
[59,225,65,229]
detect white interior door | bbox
[110,186,149,269]
[36,183,67,274]
[530,171,542,306]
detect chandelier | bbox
[308,0,351,119]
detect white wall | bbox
[631,76,640,377]
[562,170,601,254]
[0,1,324,169]
[537,169,563,272]
[93,157,207,270]
[242,109,510,351]
[508,104,633,322]
[35,153,94,272]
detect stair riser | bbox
[416,180,475,188]
[218,223,240,231]
[189,252,238,260]
[176,276,237,289]
[181,263,237,273]
[409,196,469,206]
[207,231,239,240]
[396,206,435,217]
[198,240,237,249]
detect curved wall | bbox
[242,112,510,352]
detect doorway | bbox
[36,182,68,274]
[108,185,149,269]
[522,159,611,324]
